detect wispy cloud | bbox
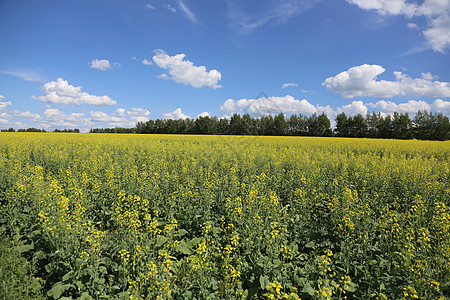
[145,4,155,10]
[166,4,176,13]
[281,82,298,89]
[142,58,153,65]
[227,0,323,35]
[1,70,42,82]
[346,0,450,53]
[178,0,198,23]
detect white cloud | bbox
[153,49,222,89]
[0,112,12,124]
[28,108,90,129]
[227,0,322,35]
[220,95,317,118]
[323,64,450,98]
[178,0,198,23]
[145,4,155,10]
[14,122,30,128]
[89,59,120,71]
[418,0,450,16]
[431,99,450,115]
[281,83,298,89]
[142,58,153,65]
[0,101,12,110]
[1,105,151,131]
[407,22,418,30]
[1,70,41,82]
[368,100,431,114]
[323,64,399,98]
[166,4,176,12]
[345,0,418,16]
[365,99,450,116]
[162,108,190,120]
[89,108,150,127]
[345,0,450,53]
[197,111,210,118]
[11,110,40,120]
[126,107,151,123]
[337,100,368,116]
[157,73,169,80]
[32,78,117,106]
[423,15,450,53]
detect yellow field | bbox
[1,133,449,299]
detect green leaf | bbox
[156,236,167,247]
[176,240,194,255]
[188,237,202,247]
[305,241,315,249]
[302,282,315,296]
[17,244,34,253]
[177,229,188,237]
[79,292,93,300]
[212,227,222,235]
[260,275,270,290]
[345,282,358,292]
[62,270,74,282]
[47,283,74,299]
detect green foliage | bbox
[0,133,449,299]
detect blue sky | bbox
[0,0,449,131]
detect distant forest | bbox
[91,110,449,141]
[2,110,449,141]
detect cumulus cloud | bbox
[337,100,368,116]
[0,112,12,124]
[89,59,120,71]
[323,64,450,98]
[126,108,151,123]
[0,101,12,111]
[89,108,150,127]
[11,110,40,120]
[423,15,450,53]
[32,78,117,106]
[0,104,152,131]
[28,108,90,129]
[220,95,317,118]
[368,100,430,114]
[0,96,13,124]
[162,108,190,120]
[432,99,450,115]
[281,83,298,89]
[366,99,450,116]
[345,0,417,16]
[197,111,210,118]
[152,50,222,89]
[142,59,153,65]
[345,0,450,53]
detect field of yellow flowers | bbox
[0,133,449,299]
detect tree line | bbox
[90,110,449,141]
[0,128,80,133]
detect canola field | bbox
[0,133,449,300]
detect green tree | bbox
[335,113,349,137]
[273,113,287,136]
